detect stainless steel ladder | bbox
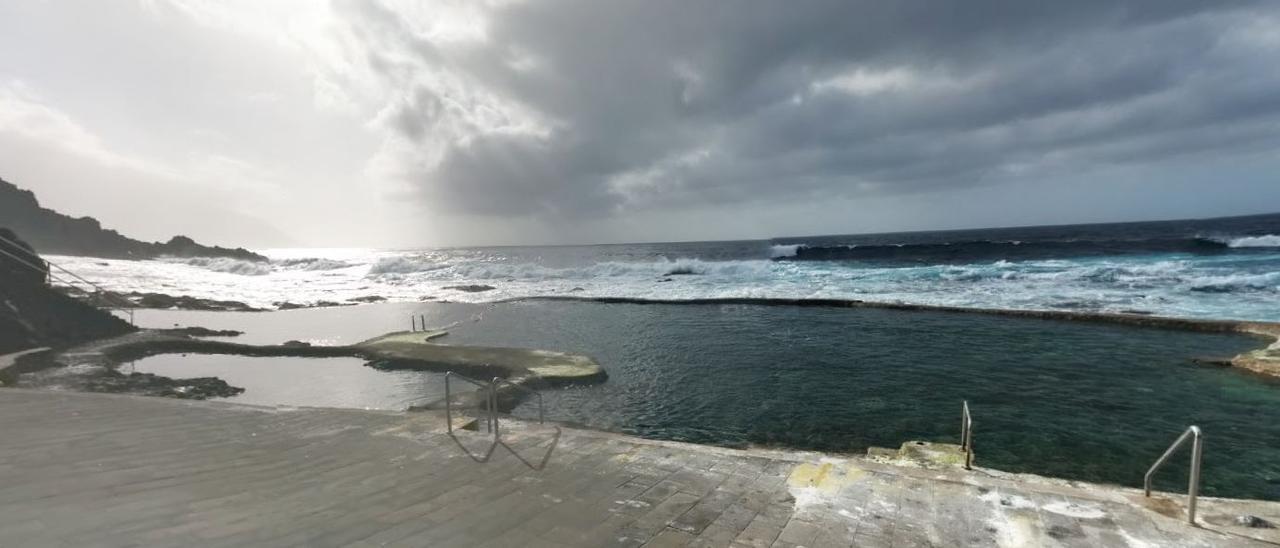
[444,371,497,434]
[1144,425,1203,525]
[490,377,546,436]
[443,371,547,436]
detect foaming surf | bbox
[41,212,1280,321]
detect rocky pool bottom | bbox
[56,301,1280,501]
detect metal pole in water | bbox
[420,315,426,332]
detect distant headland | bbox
[0,177,264,262]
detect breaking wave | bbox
[1227,235,1280,248]
[164,256,355,275]
[275,257,354,271]
[162,256,272,276]
[772,237,1234,263]
[367,256,449,275]
[769,244,801,259]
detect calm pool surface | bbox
[130,354,448,410]
[440,300,1277,500]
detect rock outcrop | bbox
[0,177,265,261]
[0,229,136,354]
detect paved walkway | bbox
[0,389,1275,547]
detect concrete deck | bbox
[1,389,1275,547]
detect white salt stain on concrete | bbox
[1043,500,1106,519]
[986,512,1038,548]
[979,490,1038,510]
[1118,530,1161,548]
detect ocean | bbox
[49,212,1280,321]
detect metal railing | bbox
[1144,425,1203,525]
[491,377,545,436]
[410,314,427,332]
[0,234,135,324]
[960,400,974,470]
[444,371,497,435]
[442,370,550,438]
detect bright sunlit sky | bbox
[3,0,1280,248]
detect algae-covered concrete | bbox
[1,328,605,409]
[1,388,1275,547]
[358,331,606,384]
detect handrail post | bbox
[961,401,973,470]
[445,372,454,433]
[1144,426,1203,525]
[1188,429,1203,523]
[490,378,500,436]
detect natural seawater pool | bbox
[134,301,1279,500]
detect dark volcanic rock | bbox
[282,340,312,348]
[0,177,266,261]
[0,229,135,353]
[443,284,497,293]
[313,301,352,308]
[126,292,261,312]
[348,295,387,303]
[275,301,306,310]
[81,370,244,400]
[1192,356,1234,367]
[163,327,244,337]
[0,228,47,285]
[1235,515,1275,529]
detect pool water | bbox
[129,354,449,411]
[433,300,1280,500]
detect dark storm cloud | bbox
[333,0,1280,217]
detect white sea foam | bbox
[275,257,354,271]
[41,242,1280,321]
[162,256,272,276]
[367,256,448,275]
[769,244,801,258]
[1228,234,1280,248]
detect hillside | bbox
[0,177,265,261]
[0,228,136,354]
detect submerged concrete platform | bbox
[1,389,1276,547]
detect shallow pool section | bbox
[128,354,449,411]
[438,300,1279,500]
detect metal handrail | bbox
[1144,425,1203,525]
[0,236,136,324]
[444,371,497,435]
[960,400,974,470]
[490,377,545,435]
[410,314,426,332]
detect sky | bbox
[2,0,1280,248]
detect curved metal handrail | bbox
[444,371,497,435]
[960,400,974,470]
[1144,425,1203,525]
[490,377,546,435]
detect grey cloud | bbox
[332,0,1280,219]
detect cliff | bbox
[0,229,136,354]
[0,177,265,261]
